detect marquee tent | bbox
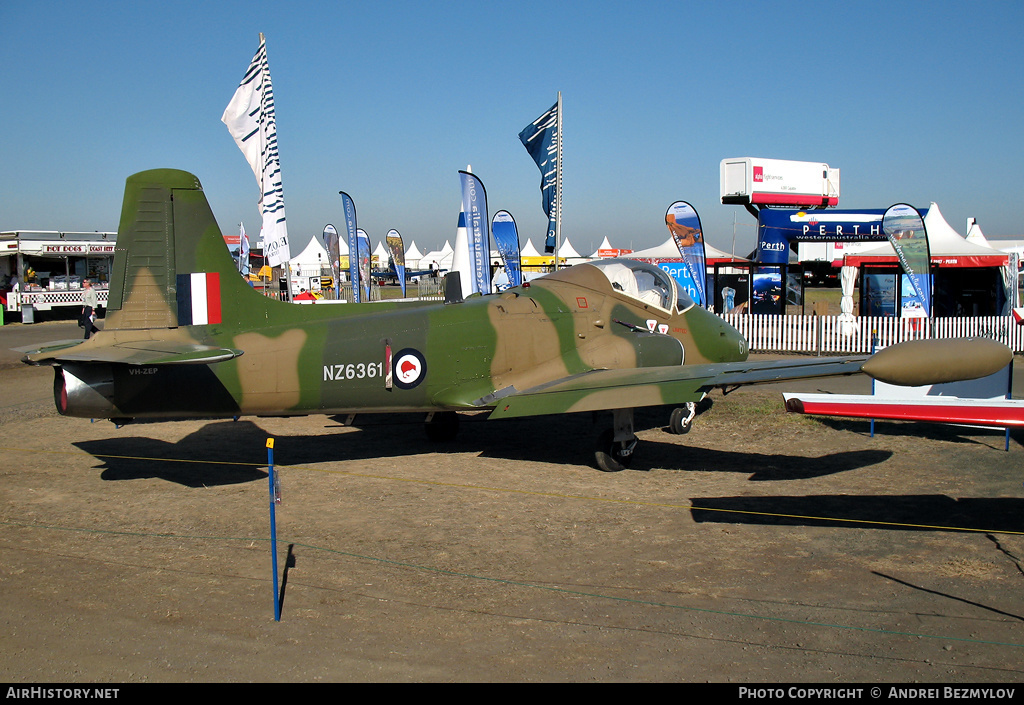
[289,237,330,278]
[839,203,1012,316]
[405,241,424,270]
[841,203,1008,268]
[627,237,748,264]
[591,236,632,259]
[520,238,542,259]
[558,237,588,265]
[420,240,454,272]
[373,240,390,269]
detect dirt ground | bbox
[1,319,1023,683]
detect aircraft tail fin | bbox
[103,169,256,331]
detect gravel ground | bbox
[1,320,1023,682]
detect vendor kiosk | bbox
[1,231,116,322]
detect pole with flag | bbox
[491,210,522,288]
[339,192,359,302]
[665,201,707,307]
[357,229,372,302]
[222,33,293,297]
[459,170,491,295]
[882,203,932,318]
[519,92,562,265]
[321,224,341,299]
[386,229,407,298]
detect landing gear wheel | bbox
[595,429,636,472]
[668,403,697,435]
[425,411,460,442]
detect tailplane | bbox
[104,169,253,331]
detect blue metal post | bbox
[267,438,280,622]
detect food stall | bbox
[1,231,116,322]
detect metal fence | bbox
[261,279,445,302]
[719,314,1024,355]
[335,279,444,301]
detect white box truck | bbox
[721,157,840,209]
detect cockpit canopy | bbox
[589,259,694,313]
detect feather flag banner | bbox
[222,35,290,267]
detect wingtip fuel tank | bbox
[861,338,1013,387]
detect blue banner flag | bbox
[321,224,340,299]
[338,192,359,302]
[357,229,372,302]
[665,201,707,307]
[519,101,560,254]
[492,211,522,288]
[386,229,407,298]
[882,203,931,318]
[459,171,491,295]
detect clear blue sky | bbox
[3,0,1022,258]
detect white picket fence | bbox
[719,314,1024,354]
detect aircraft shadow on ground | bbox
[690,494,1024,534]
[329,407,893,479]
[74,419,274,487]
[72,407,897,485]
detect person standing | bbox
[82,280,99,339]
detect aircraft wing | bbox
[484,337,1013,420]
[20,340,243,366]
[484,356,868,419]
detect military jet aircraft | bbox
[22,169,1013,471]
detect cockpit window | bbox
[591,259,692,312]
[675,282,695,312]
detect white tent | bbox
[626,237,677,259]
[705,241,749,263]
[627,236,747,263]
[557,237,588,264]
[589,235,635,258]
[965,218,991,248]
[373,240,390,269]
[420,240,454,271]
[843,203,1008,267]
[843,202,1013,315]
[405,241,424,270]
[591,236,614,258]
[520,238,543,259]
[289,237,329,278]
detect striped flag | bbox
[177,273,222,326]
[222,36,291,267]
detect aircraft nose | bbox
[723,320,749,361]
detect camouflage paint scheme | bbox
[22,170,1013,467]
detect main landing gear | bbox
[594,401,704,471]
[594,408,637,472]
